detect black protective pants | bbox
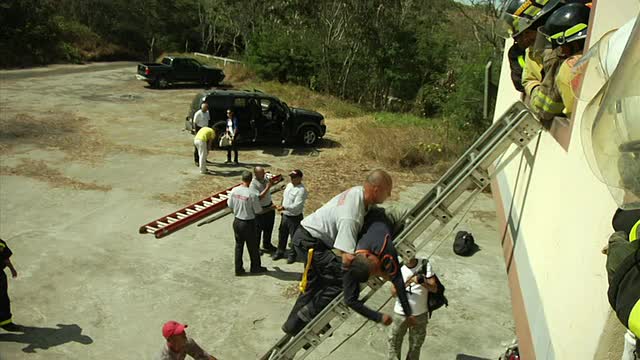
[256,209,276,248]
[282,227,342,335]
[233,218,261,272]
[277,214,303,257]
[0,271,11,326]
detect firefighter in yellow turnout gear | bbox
[529,2,591,127]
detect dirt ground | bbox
[0,63,514,359]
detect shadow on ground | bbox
[0,323,93,353]
[260,138,342,158]
[248,266,300,281]
[456,355,492,360]
[143,83,234,91]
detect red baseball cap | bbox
[162,321,188,338]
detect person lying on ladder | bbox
[281,170,395,336]
[343,206,416,327]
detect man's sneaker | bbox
[1,323,22,332]
[233,161,239,165]
[272,252,285,260]
[235,269,246,276]
[286,256,297,264]
[224,160,232,164]
[250,266,268,274]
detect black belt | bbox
[283,213,303,218]
[234,218,255,222]
[299,226,331,252]
[262,202,274,209]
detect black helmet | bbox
[498,0,562,39]
[539,3,591,47]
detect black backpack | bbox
[453,231,478,256]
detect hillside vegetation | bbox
[2,0,503,164]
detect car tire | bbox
[299,127,319,146]
[155,76,169,89]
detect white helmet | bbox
[581,16,640,209]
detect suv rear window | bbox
[161,58,172,66]
[206,95,233,109]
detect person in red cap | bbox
[159,321,218,360]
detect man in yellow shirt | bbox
[193,127,215,174]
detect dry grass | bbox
[153,174,230,206]
[351,117,471,178]
[0,159,111,191]
[0,112,107,163]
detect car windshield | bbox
[161,58,171,66]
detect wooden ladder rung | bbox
[145,226,157,233]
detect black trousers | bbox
[277,214,303,255]
[256,209,276,248]
[0,271,11,326]
[193,125,202,164]
[226,138,238,162]
[233,218,261,272]
[282,227,343,335]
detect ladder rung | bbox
[194,205,205,211]
[176,213,187,219]
[211,197,222,203]
[166,217,177,223]
[156,221,168,228]
[219,194,229,200]
[145,226,157,233]
[185,209,196,215]
[203,201,213,206]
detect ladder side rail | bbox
[137,183,240,234]
[404,105,528,226]
[154,199,230,238]
[267,104,539,359]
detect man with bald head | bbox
[282,169,393,335]
[250,166,278,252]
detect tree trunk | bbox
[148,36,155,62]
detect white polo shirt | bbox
[282,183,308,217]
[227,186,262,220]
[394,259,433,316]
[193,109,210,128]
[300,186,366,253]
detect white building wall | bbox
[493,1,640,359]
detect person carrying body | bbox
[281,170,394,335]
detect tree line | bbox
[0,0,503,134]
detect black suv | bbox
[185,89,326,146]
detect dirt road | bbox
[0,63,513,359]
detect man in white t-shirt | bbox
[273,169,308,262]
[387,258,437,360]
[281,169,393,335]
[192,103,210,166]
[227,171,268,276]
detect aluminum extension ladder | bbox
[261,101,541,360]
[139,174,283,238]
